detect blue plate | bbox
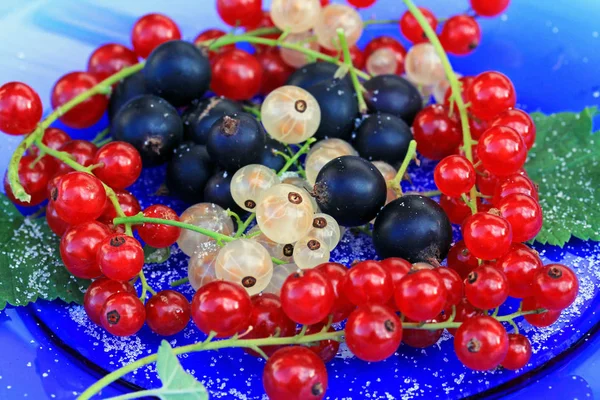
[1,0,599,399]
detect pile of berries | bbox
[0,0,582,399]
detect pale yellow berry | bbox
[231,164,280,212]
[215,239,274,295]
[271,0,321,33]
[293,236,330,269]
[280,32,320,68]
[177,203,234,256]
[405,43,446,86]
[314,4,363,50]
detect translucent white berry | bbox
[306,146,352,185]
[314,4,363,50]
[305,213,341,250]
[366,47,399,76]
[293,236,330,269]
[281,174,319,211]
[372,161,397,182]
[187,242,219,291]
[231,164,280,212]
[307,138,358,158]
[177,203,234,256]
[405,43,446,86]
[263,263,299,295]
[248,225,294,263]
[215,239,274,295]
[280,32,320,68]
[271,0,321,33]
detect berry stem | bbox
[336,28,368,114]
[242,104,261,120]
[91,127,111,144]
[389,140,418,196]
[276,137,316,177]
[363,19,399,26]
[417,190,442,197]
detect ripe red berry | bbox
[46,201,70,237]
[434,155,476,197]
[470,0,510,17]
[0,82,43,135]
[348,0,376,8]
[413,105,462,160]
[379,257,411,288]
[440,15,481,55]
[60,221,111,279]
[98,189,141,225]
[464,265,509,310]
[191,281,252,337]
[137,204,181,248]
[280,269,335,325]
[51,72,108,129]
[84,277,136,325]
[345,304,402,362]
[402,314,444,348]
[492,173,538,205]
[532,264,579,311]
[256,50,295,95]
[476,167,499,196]
[4,155,53,207]
[498,194,543,243]
[447,298,485,336]
[400,7,437,44]
[131,13,181,58]
[462,212,513,260]
[217,0,263,28]
[496,243,543,298]
[522,296,561,327]
[477,126,527,177]
[305,323,340,363]
[100,291,146,336]
[342,260,393,306]
[467,71,516,121]
[444,76,474,114]
[211,49,263,100]
[466,115,490,140]
[439,195,472,225]
[244,293,296,357]
[436,267,464,308]
[454,315,508,370]
[56,140,98,175]
[490,108,536,150]
[145,290,191,336]
[194,28,236,60]
[93,141,142,189]
[30,128,71,170]
[51,172,107,225]
[263,346,328,400]
[244,11,280,53]
[364,36,406,74]
[315,262,355,323]
[501,333,532,370]
[447,240,479,279]
[395,269,447,321]
[87,44,138,81]
[96,234,144,282]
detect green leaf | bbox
[525,107,600,246]
[144,245,171,264]
[0,194,88,309]
[154,340,208,400]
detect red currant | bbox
[454,315,508,370]
[400,7,437,44]
[493,173,538,205]
[93,141,142,189]
[477,126,527,177]
[348,0,376,8]
[137,204,181,248]
[256,50,295,95]
[194,28,236,60]
[395,269,447,321]
[100,291,146,336]
[211,49,263,100]
[364,36,406,74]
[263,346,328,400]
[191,281,252,337]
[46,201,70,237]
[30,128,71,170]
[96,234,144,282]
[466,115,489,140]
[51,171,107,225]
[315,262,355,323]
[464,265,509,310]
[447,240,479,279]
[0,82,43,135]
[305,323,340,363]
[444,76,474,114]
[470,0,510,17]
[436,267,464,308]
[440,195,473,225]
[3,155,53,207]
[84,277,136,325]
[56,140,98,175]
[60,221,111,279]
[496,243,543,298]
[280,269,335,325]
[522,296,561,327]
[98,189,141,225]
[342,260,393,306]
[467,71,516,121]
[145,290,191,336]
[131,13,181,58]
[498,194,543,243]
[345,304,402,362]
[501,333,531,370]
[87,44,138,81]
[440,16,481,55]
[51,72,108,129]
[447,298,485,336]
[434,155,476,197]
[413,105,462,160]
[462,212,512,260]
[217,0,263,27]
[532,264,579,310]
[475,167,499,196]
[491,108,536,150]
[402,314,444,348]
[379,257,411,288]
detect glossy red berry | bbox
[395,269,447,321]
[60,221,111,279]
[444,76,474,114]
[436,267,464,308]
[244,293,296,357]
[256,50,295,95]
[501,333,531,370]
[364,36,406,74]
[496,243,543,298]
[470,0,510,17]
[98,189,141,225]
[447,240,479,279]
[522,296,561,327]
[440,16,481,55]
[30,128,71,168]
[263,346,328,400]
[439,195,471,225]
[83,277,136,325]
[447,298,485,336]
[46,201,70,237]
[87,44,138,81]
[454,315,508,371]
[137,204,181,248]
[491,108,536,150]
[211,49,263,100]
[492,173,538,205]
[348,0,376,7]
[477,126,527,177]
[467,71,516,121]
[217,0,263,27]
[100,291,146,336]
[56,140,98,175]
[131,13,181,58]
[280,269,335,325]
[400,7,437,44]
[402,315,444,348]
[342,260,393,306]
[462,212,512,260]
[315,262,354,323]
[51,172,107,225]
[145,290,191,336]
[466,116,490,140]
[305,323,340,363]
[93,141,142,189]
[0,82,43,135]
[465,265,509,310]
[379,257,411,288]
[533,264,579,311]
[413,105,462,160]
[51,72,108,129]
[191,281,252,337]
[434,155,476,197]
[96,234,144,282]
[4,155,53,207]
[345,304,402,362]
[498,194,543,243]
[193,28,235,60]
[244,11,280,52]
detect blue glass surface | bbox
[0,0,599,399]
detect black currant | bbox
[363,75,423,125]
[313,155,386,227]
[111,95,183,167]
[182,97,242,145]
[206,112,266,171]
[306,78,358,141]
[203,170,245,215]
[353,113,413,165]
[143,40,211,107]
[108,72,148,119]
[166,142,213,203]
[373,195,452,263]
[286,62,351,89]
[260,137,290,171]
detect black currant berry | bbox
[203,170,245,215]
[313,155,386,227]
[144,40,211,107]
[353,113,413,165]
[363,75,423,125]
[260,137,290,171]
[286,62,351,89]
[306,78,358,140]
[206,112,266,171]
[182,97,242,145]
[108,72,148,119]
[373,195,452,263]
[166,143,213,203]
[111,95,183,167]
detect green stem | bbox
[389,140,417,196]
[91,127,110,144]
[95,137,112,147]
[419,190,442,197]
[363,19,398,26]
[277,138,316,177]
[170,277,189,287]
[337,29,367,114]
[237,214,256,237]
[242,104,261,120]
[104,389,160,400]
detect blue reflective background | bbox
[0,0,599,399]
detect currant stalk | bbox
[389,140,417,196]
[337,28,368,114]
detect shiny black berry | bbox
[182,97,242,145]
[353,113,413,165]
[166,143,213,203]
[286,62,351,89]
[203,171,245,215]
[108,72,148,119]
[260,137,289,171]
[364,75,423,125]
[307,78,358,140]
